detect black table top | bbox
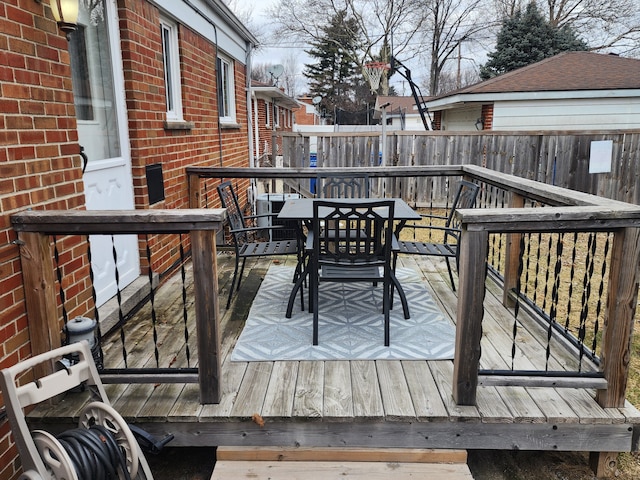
[277,198,421,221]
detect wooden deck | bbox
[27,252,640,457]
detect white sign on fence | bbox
[589,140,613,174]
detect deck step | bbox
[211,447,474,479]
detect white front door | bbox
[69,0,139,306]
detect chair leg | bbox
[236,257,248,292]
[445,257,456,292]
[286,265,308,318]
[383,280,391,347]
[226,255,241,309]
[312,276,319,346]
[391,274,411,319]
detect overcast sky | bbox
[223,0,473,97]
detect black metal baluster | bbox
[145,235,160,368]
[532,232,543,307]
[546,233,564,371]
[52,235,70,336]
[541,233,554,314]
[495,190,505,273]
[512,230,526,370]
[578,233,597,371]
[522,233,533,298]
[592,233,611,355]
[111,235,127,368]
[86,236,104,370]
[179,234,191,367]
[565,232,579,332]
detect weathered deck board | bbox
[350,361,384,419]
[26,254,640,456]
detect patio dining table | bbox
[277,197,420,226]
[278,197,420,318]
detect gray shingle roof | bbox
[434,51,640,100]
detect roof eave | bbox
[426,89,640,110]
[252,87,300,109]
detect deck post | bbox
[16,231,60,379]
[597,226,640,408]
[188,173,201,208]
[590,227,640,478]
[453,225,488,405]
[502,193,524,308]
[191,229,222,404]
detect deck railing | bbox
[187,164,640,408]
[10,209,225,404]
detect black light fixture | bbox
[49,0,79,39]
[475,117,484,131]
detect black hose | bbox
[56,424,133,480]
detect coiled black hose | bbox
[56,425,132,480]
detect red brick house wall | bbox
[0,1,252,478]
[117,0,250,274]
[0,2,87,478]
[252,94,294,164]
[294,97,320,126]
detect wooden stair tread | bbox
[212,447,473,479]
[216,446,467,463]
[211,460,473,479]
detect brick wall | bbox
[481,104,494,130]
[253,98,293,162]
[117,0,250,275]
[0,1,252,478]
[0,1,88,479]
[293,98,319,126]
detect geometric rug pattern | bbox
[231,265,456,361]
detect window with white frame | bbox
[265,100,270,126]
[273,103,280,128]
[160,16,183,121]
[217,53,236,124]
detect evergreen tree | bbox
[303,10,368,124]
[480,2,588,80]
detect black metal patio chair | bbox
[217,181,301,309]
[315,172,370,199]
[304,199,410,346]
[393,179,480,291]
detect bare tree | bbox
[420,0,495,95]
[489,0,640,56]
[542,0,640,55]
[267,0,429,80]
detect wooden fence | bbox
[281,130,640,205]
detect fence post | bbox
[16,232,60,379]
[502,193,524,307]
[191,229,222,404]
[453,225,488,405]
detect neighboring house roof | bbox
[373,96,430,121]
[375,96,425,112]
[426,51,640,109]
[251,80,300,109]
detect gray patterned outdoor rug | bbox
[230,265,456,361]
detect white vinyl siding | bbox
[492,98,640,131]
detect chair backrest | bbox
[217,181,248,242]
[444,180,480,243]
[316,172,370,198]
[312,200,394,267]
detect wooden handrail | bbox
[11,208,226,404]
